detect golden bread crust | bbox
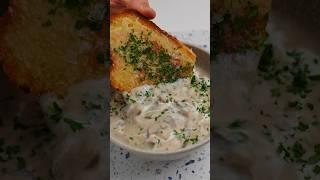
[213,0,271,54]
[0,0,106,96]
[110,10,196,92]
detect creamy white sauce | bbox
[0,76,109,180]
[110,72,210,152]
[39,79,108,180]
[212,15,320,179]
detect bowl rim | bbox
[110,135,210,155]
[110,43,210,155]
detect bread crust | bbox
[0,0,106,96]
[111,10,196,59]
[213,0,271,54]
[110,10,196,92]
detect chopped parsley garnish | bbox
[213,2,268,55]
[292,142,306,160]
[228,119,246,129]
[189,136,199,145]
[196,104,210,117]
[277,143,293,162]
[63,118,84,132]
[190,74,210,96]
[144,90,153,97]
[173,129,186,139]
[165,94,173,103]
[47,0,103,32]
[313,165,320,175]
[200,80,210,92]
[190,75,197,86]
[116,31,190,84]
[258,44,275,74]
[259,47,314,98]
[288,101,303,110]
[110,106,118,115]
[48,102,63,123]
[191,75,206,89]
[295,122,309,132]
[173,129,199,146]
[81,100,102,110]
[155,109,168,121]
[48,102,84,132]
[124,94,136,104]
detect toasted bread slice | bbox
[213,0,271,54]
[110,10,196,92]
[0,0,106,96]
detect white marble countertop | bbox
[110,30,210,180]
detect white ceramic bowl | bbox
[110,44,210,161]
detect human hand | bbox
[110,0,156,19]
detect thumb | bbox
[127,0,156,19]
[137,6,156,19]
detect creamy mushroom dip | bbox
[110,72,210,152]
